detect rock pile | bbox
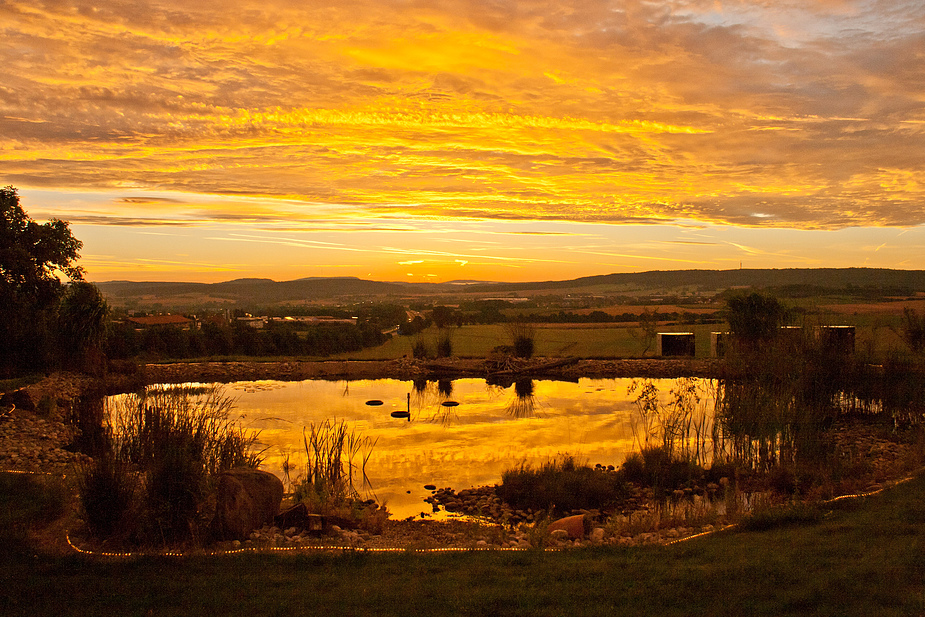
[0,409,90,474]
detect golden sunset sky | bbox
[3,0,924,283]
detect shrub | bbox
[434,330,453,358]
[411,339,430,359]
[498,455,630,514]
[77,453,137,541]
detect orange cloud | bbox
[2,0,924,249]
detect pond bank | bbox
[138,357,722,387]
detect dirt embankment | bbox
[138,357,723,387]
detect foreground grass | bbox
[3,471,925,616]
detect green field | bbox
[335,315,909,362]
[335,323,725,360]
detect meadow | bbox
[333,314,907,361]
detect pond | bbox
[114,377,716,519]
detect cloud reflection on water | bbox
[209,377,715,518]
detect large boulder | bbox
[547,514,587,540]
[210,468,283,540]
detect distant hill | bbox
[95,277,427,307]
[458,268,925,294]
[94,268,925,310]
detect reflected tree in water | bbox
[506,379,537,418]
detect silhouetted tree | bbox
[724,292,789,347]
[0,186,84,375]
[57,281,109,373]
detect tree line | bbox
[105,319,388,361]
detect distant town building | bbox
[236,316,267,329]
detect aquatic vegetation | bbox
[79,385,263,545]
[498,455,630,514]
[292,419,378,515]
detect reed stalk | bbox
[294,419,377,511]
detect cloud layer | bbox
[2,0,925,234]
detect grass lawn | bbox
[3,470,924,616]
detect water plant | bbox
[292,418,378,517]
[111,385,263,476]
[627,377,716,467]
[497,455,630,514]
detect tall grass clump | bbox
[112,385,263,476]
[411,338,430,359]
[293,419,378,517]
[78,385,263,546]
[434,328,453,358]
[77,452,137,541]
[504,320,536,358]
[497,455,630,514]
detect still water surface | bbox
[199,377,714,518]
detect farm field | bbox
[334,323,718,360]
[335,307,911,362]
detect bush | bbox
[411,339,430,359]
[498,455,629,514]
[77,453,137,541]
[434,330,453,358]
